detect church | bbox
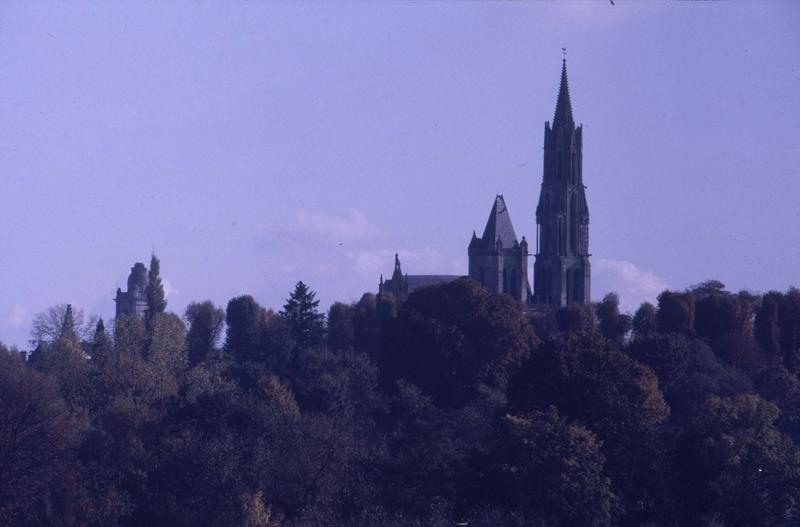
[380,58,590,309]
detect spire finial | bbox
[562,47,566,61]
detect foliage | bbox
[185,301,225,366]
[8,279,800,525]
[280,281,326,351]
[675,394,800,526]
[30,302,98,345]
[657,290,695,336]
[382,278,537,407]
[327,301,355,354]
[632,301,658,338]
[508,330,670,520]
[224,295,265,362]
[0,348,71,524]
[469,409,620,527]
[596,292,632,343]
[146,253,167,324]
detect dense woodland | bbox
[3,255,800,526]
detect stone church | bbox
[380,58,590,309]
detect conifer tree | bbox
[280,281,325,351]
[91,318,113,366]
[146,253,167,324]
[59,304,78,346]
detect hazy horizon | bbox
[1,1,799,348]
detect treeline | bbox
[2,275,800,526]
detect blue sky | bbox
[1,2,799,347]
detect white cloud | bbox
[1,305,26,330]
[593,258,669,313]
[296,209,379,244]
[162,278,179,300]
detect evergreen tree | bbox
[280,281,325,351]
[91,318,113,367]
[146,253,167,324]
[59,304,79,345]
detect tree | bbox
[225,295,265,362]
[596,292,631,343]
[28,306,94,412]
[676,394,800,526]
[626,333,749,422]
[353,293,381,361]
[90,318,113,367]
[185,301,226,367]
[30,303,98,345]
[556,303,595,333]
[145,253,167,324]
[470,410,619,527]
[632,302,658,339]
[327,302,355,354]
[382,278,537,407]
[60,304,79,345]
[508,331,670,519]
[755,291,782,362]
[280,281,325,352]
[656,290,695,335]
[778,287,800,373]
[0,350,71,523]
[146,312,187,400]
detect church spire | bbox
[553,57,574,125]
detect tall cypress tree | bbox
[91,318,113,367]
[59,304,78,346]
[146,253,167,324]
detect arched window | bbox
[502,268,507,294]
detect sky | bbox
[1,1,799,348]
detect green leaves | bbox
[146,253,167,324]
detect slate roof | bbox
[481,195,519,248]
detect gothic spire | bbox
[553,58,574,125]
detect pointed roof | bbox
[391,253,403,281]
[481,195,518,247]
[553,59,574,125]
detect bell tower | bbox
[533,57,591,306]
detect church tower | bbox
[468,195,529,304]
[533,58,590,306]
